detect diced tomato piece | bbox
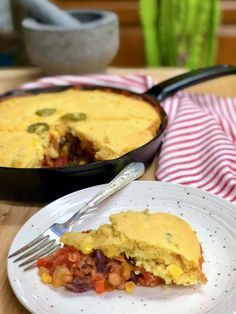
[139,270,164,286]
[93,279,105,294]
[93,273,106,294]
[56,246,73,255]
[52,156,68,167]
[52,247,81,267]
[53,254,68,267]
[37,255,54,269]
[92,273,105,281]
[104,281,114,292]
[37,246,80,270]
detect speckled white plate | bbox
[7,181,236,314]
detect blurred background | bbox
[1,0,236,69]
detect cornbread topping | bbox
[0,89,162,168]
[37,210,207,294]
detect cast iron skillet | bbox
[1,64,236,202]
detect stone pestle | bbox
[18,0,81,27]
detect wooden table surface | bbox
[1,66,236,314]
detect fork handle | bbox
[87,162,145,207]
[65,162,145,229]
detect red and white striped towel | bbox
[158,93,236,204]
[21,74,236,203]
[21,74,156,94]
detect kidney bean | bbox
[65,279,93,293]
[94,250,111,273]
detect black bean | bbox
[94,249,111,273]
[130,272,139,284]
[126,256,136,265]
[65,279,93,293]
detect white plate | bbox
[7,181,236,314]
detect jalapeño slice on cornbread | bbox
[0,89,161,168]
[38,211,206,294]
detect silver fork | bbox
[8,162,145,271]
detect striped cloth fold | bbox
[21,74,236,203]
[21,73,156,94]
[159,93,236,204]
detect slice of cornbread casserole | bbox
[37,210,207,294]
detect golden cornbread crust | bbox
[0,89,162,168]
[61,210,207,286]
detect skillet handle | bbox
[146,64,236,102]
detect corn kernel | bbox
[55,124,67,136]
[82,244,93,254]
[167,264,183,281]
[41,272,52,284]
[124,281,136,293]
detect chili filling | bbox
[37,245,164,294]
[42,133,95,167]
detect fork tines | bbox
[9,233,61,271]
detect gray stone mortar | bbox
[22,10,119,75]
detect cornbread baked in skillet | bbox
[0,89,161,168]
[37,210,207,294]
